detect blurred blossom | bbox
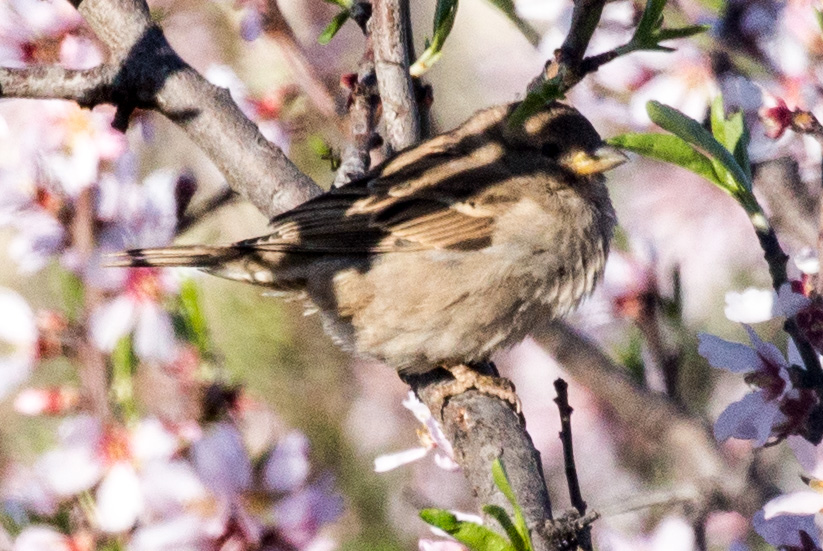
[263,431,311,492]
[13,525,91,551]
[628,48,717,125]
[191,421,253,498]
[0,0,83,66]
[597,516,695,551]
[13,387,79,416]
[88,267,179,363]
[30,415,186,533]
[699,325,817,446]
[38,103,125,197]
[273,474,344,548]
[760,95,795,139]
[724,283,811,323]
[374,392,459,473]
[753,509,822,549]
[0,287,37,401]
[419,540,468,551]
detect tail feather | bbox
[106,245,242,268]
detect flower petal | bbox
[698,333,760,373]
[764,491,823,519]
[263,431,310,492]
[133,302,176,363]
[95,462,143,533]
[89,296,136,352]
[724,288,777,323]
[374,447,428,473]
[714,391,780,446]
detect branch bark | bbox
[370,0,420,152]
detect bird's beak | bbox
[565,145,629,176]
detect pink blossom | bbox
[374,392,459,472]
[699,325,816,446]
[13,525,91,551]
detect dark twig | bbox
[176,186,238,234]
[553,378,593,551]
[370,0,420,152]
[533,322,772,518]
[260,0,339,120]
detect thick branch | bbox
[0,66,118,106]
[370,0,420,151]
[410,365,554,551]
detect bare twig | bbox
[370,0,420,152]
[260,1,339,120]
[533,322,773,517]
[176,186,238,234]
[553,378,593,551]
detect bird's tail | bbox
[106,245,242,269]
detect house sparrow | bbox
[111,101,625,395]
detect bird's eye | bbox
[540,143,561,158]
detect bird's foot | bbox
[430,364,521,414]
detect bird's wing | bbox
[244,143,514,254]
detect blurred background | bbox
[1,0,823,549]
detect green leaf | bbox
[634,0,668,40]
[654,24,710,41]
[419,509,514,551]
[111,336,138,422]
[606,133,722,186]
[483,0,541,45]
[410,0,458,76]
[816,8,823,34]
[646,101,750,194]
[179,279,211,355]
[491,460,530,547]
[509,79,564,127]
[483,505,528,551]
[710,95,752,182]
[321,0,352,8]
[317,10,350,45]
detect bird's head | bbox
[503,101,628,177]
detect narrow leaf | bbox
[321,0,352,8]
[646,101,750,193]
[483,0,541,45]
[491,460,530,547]
[606,133,722,186]
[634,0,668,42]
[509,79,564,127]
[483,505,527,551]
[317,10,350,45]
[654,24,710,41]
[410,0,458,76]
[710,96,752,182]
[419,509,514,551]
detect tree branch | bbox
[370,0,420,152]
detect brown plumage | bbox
[110,101,626,374]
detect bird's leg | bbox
[427,362,522,415]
